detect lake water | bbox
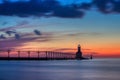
[0,59,120,80]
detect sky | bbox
[0,0,120,58]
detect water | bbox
[0,59,120,80]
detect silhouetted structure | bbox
[7,50,11,58]
[0,44,91,60]
[0,50,75,60]
[90,54,93,59]
[75,44,88,60]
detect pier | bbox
[0,44,90,60]
[0,50,75,60]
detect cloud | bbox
[0,32,53,50]
[54,48,76,51]
[14,33,21,40]
[54,48,92,52]
[0,29,21,40]
[0,0,120,18]
[53,6,84,18]
[0,20,29,32]
[5,30,16,36]
[16,20,29,27]
[0,21,34,40]
[61,32,101,37]
[34,29,42,35]
[1,29,43,40]
[80,3,92,10]
[0,34,6,39]
[92,0,120,14]
[0,0,85,18]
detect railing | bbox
[0,50,75,60]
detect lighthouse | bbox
[75,44,83,59]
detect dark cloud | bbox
[1,29,43,40]
[0,0,85,18]
[14,33,21,40]
[0,34,6,39]
[0,0,119,18]
[53,6,84,18]
[78,3,92,10]
[6,30,16,36]
[34,30,42,35]
[92,0,120,13]
[0,29,20,40]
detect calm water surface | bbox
[0,59,120,80]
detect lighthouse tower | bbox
[76,44,83,59]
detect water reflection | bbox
[0,59,120,80]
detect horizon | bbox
[0,0,120,58]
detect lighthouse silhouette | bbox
[75,44,87,60]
